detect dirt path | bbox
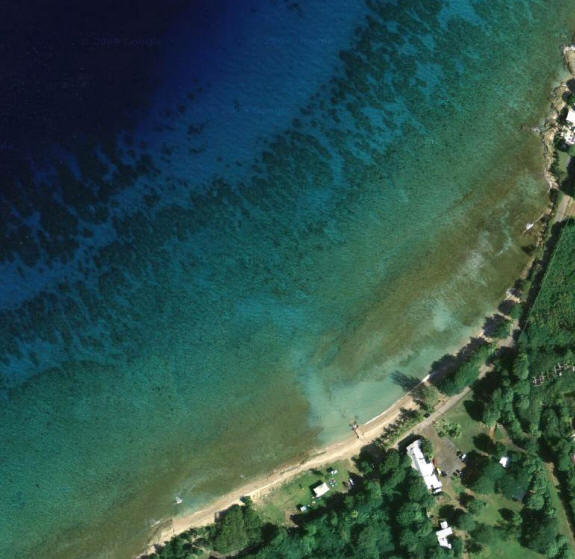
[555,192,574,223]
[405,385,473,441]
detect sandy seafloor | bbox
[1,0,575,557]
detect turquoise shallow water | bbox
[1,1,574,557]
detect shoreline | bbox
[141,369,433,555]
[139,43,575,559]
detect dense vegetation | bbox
[436,342,493,396]
[459,219,575,557]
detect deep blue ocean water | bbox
[1,1,574,557]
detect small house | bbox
[312,481,330,498]
[499,456,510,468]
[563,107,575,145]
[436,521,453,549]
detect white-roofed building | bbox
[564,127,575,145]
[563,107,575,145]
[406,439,442,494]
[499,456,510,468]
[436,521,453,549]
[312,481,330,498]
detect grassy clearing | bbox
[438,400,574,557]
[441,400,574,542]
[430,471,542,559]
[440,474,543,559]
[471,536,542,559]
[474,490,521,526]
[439,400,490,454]
[255,459,352,525]
[433,401,548,559]
[439,398,515,453]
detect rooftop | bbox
[406,439,443,494]
[312,482,330,498]
[436,521,453,549]
[564,126,575,145]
